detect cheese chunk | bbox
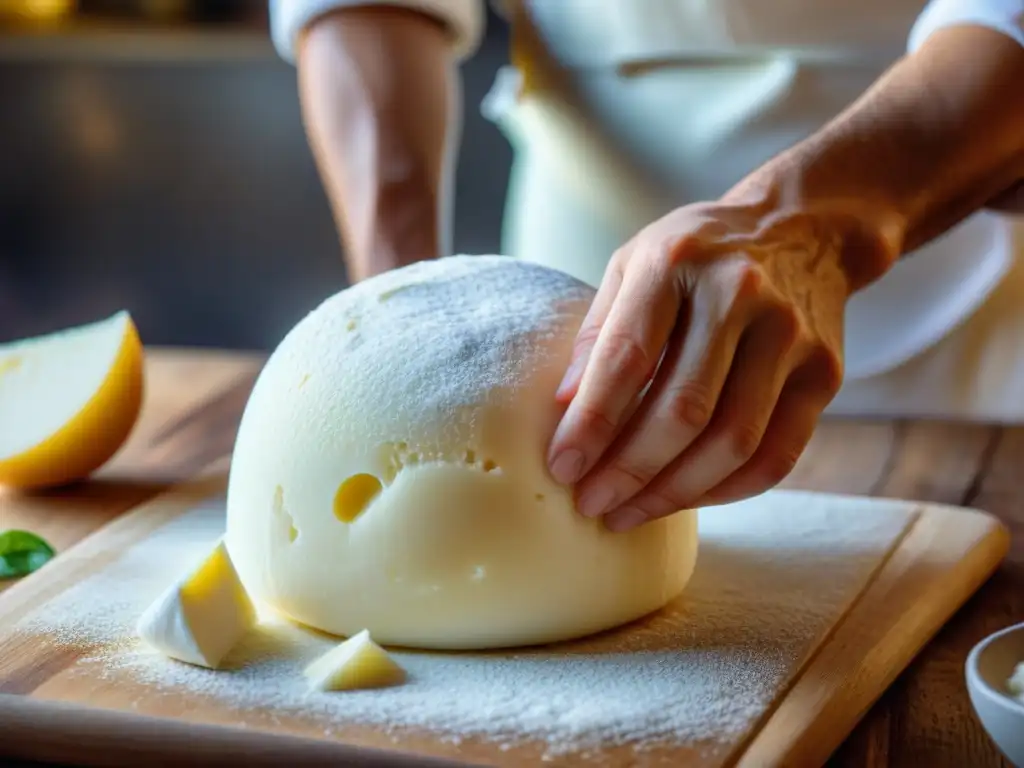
[136,539,256,669]
[304,629,407,692]
[1009,662,1024,701]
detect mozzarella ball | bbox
[225,255,697,650]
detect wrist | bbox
[725,26,1024,281]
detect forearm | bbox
[297,7,455,281]
[728,25,1024,290]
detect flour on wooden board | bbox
[15,493,912,761]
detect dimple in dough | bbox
[225,255,698,650]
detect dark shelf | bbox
[0,0,271,62]
[0,21,275,61]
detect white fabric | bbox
[273,0,1024,420]
[508,0,1024,67]
[830,220,1024,422]
[270,0,1024,63]
[269,0,486,62]
[501,134,1024,422]
[525,0,921,66]
[484,0,1024,419]
[909,0,1024,51]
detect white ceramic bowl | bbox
[966,621,1024,767]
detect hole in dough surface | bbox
[273,485,300,542]
[333,473,383,523]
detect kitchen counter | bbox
[2,347,1022,767]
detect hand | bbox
[546,201,858,532]
[540,19,1022,533]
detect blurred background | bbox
[0,0,512,349]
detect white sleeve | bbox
[908,0,1024,51]
[269,0,486,63]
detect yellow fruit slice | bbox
[0,311,145,490]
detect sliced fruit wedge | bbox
[0,311,145,489]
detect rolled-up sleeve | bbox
[909,0,1024,51]
[270,0,486,63]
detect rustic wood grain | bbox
[0,348,262,593]
[887,427,1024,768]
[0,482,1005,768]
[1,349,1021,767]
[0,696,462,768]
[98,347,263,482]
[781,421,898,497]
[827,421,1007,768]
[742,502,1007,768]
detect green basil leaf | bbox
[0,530,56,579]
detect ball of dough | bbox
[225,255,698,650]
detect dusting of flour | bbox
[257,255,597,451]
[16,492,912,762]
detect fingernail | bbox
[578,486,616,518]
[555,355,587,400]
[604,507,647,532]
[550,449,585,485]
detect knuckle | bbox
[812,346,845,397]
[572,326,602,356]
[734,261,765,299]
[770,303,805,352]
[604,330,655,380]
[709,259,764,315]
[725,421,763,463]
[666,381,715,433]
[645,488,691,517]
[609,458,660,490]
[761,450,801,487]
[667,234,700,266]
[571,401,620,442]
[793,343,844,399]
[609,244,632,271]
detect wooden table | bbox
[1,347,1021,768]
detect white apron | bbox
[483,0,1024,422]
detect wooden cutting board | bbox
[0,466,1008,768]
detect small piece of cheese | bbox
[304,629,407,692]
[136,539,256,669]
[1009,662,1024,701]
